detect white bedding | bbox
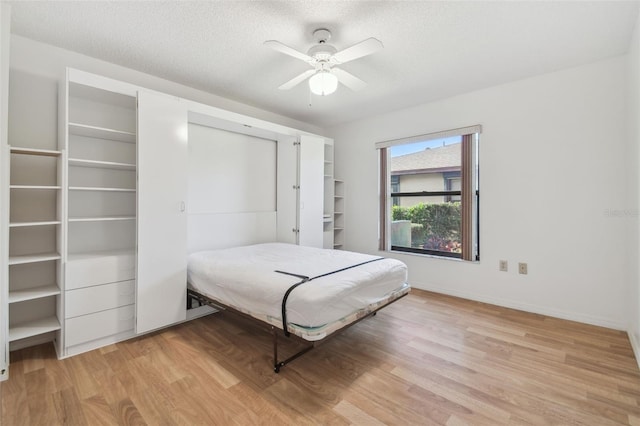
[187,243,409,333]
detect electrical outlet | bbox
[499,260,508,272]
[518,262,528,275]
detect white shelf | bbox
[9,316,61,342]
[8,252,61,265]
[9,220,61,228]
[10,147,62,157]
[10,185,61,190]
[69,215,136,223]
[68,158,136,170]
[9,285,61,304]
[323,217,332,223]
[69,186,136,192]
[69,122,136,143]
[334,227,344,231]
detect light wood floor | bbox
[2,289,640,425]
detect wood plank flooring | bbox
[2,289,640,425]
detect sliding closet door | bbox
[137,90,187,333]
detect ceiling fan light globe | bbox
[309,71,338,96]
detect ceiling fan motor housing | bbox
[312,28,332,43]
[308,44,337,61]
[308,29,337,62]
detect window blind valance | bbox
[374,125,482,149]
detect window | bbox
[390,175,400,206]
[377,126,480,261]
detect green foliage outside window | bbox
[392,202,461,252]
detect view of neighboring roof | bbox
[390,143,461,174]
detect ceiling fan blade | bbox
[332,38,383,64]
[264,40,314,63]
[278,69,317,90]
[332,68,367,91]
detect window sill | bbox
[384,248,479,263]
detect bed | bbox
[187,243,410,372]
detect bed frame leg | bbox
[272,326,316,373]
[272,327,284,373]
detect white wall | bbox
[627,13,640,357]
[329,56,630,329]
[9,35,322,136]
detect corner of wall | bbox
[627,8,640,368]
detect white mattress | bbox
[187,243,409,332]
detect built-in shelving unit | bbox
[6,145,64,351]
[334,179,345,249]
[63,73,138,355]
[323,142,335,249]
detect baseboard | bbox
[414,283,626,331]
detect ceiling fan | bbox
[264,29,383,96]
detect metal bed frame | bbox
[187,288,409,373]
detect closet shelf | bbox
[10,147,62,157]
[8,252,61,265]
[9,285,61,304]
[69,122,136,143]
[9,316,61,342]
[69,186,136,192]
[68,158,136,170]
[9,220,61,227]
[10,185,61,190]
[68,215,136,223]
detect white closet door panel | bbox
[276,137,298,244]
[298,135,325,248]
[137,91,187,333]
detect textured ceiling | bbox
[6,1,640,128]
